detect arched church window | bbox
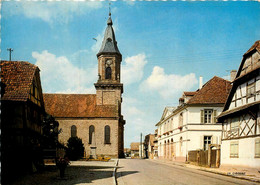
[71,125,77,137]
[105,67,112,79]
[89,125,95,144]
[104,125,111,144]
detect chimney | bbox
[199,76,203,89]
[230,70,237,81]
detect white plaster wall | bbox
[187,131,222,151]
[221,137,260,168]
[187,107,223,124]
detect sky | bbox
[1,1,260,148]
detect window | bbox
[231,117,240,130]
[255,138,260,158]
[71,125,77,137]
[105,67,112,79]
[201,109,215,124]
[89,125,95,144]
[180,137,183,154]
[179,113,183,127]
[247,82,255,97]
[204,136,212,150]
[230,141,239,158]
[204,110,213,123]
[104,125,111,144]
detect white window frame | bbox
[204,109,213,124]
[203,136,212,150]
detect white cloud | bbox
[124,1,136,6]
[122,53,148,85]
[7,1,103,24]
[141,66,198,99]
[33,50,97,94]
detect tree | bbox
[66,137,85,161]
[42,114,60,142]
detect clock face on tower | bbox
[106,60,112,66]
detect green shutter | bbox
[213,110,217,123]
[255,139,260,158]
[201,110,204,123]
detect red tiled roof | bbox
[1,61,37,101]
[187,76,232,104]
[130,142,139,151]
[43,94,118,118]
[183,91,196,96]
[244,40,260,56]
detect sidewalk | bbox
[7,159,118,185]
[150,159,260,183]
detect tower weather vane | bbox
[109,2,111,16]
[7,48,13,61]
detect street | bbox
[117,159,259,185]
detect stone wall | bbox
[57,118,120,158]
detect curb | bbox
[150,159,260,183]
[197,168,260,183]
[113,159,119,185]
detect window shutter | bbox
[201,110,204,123]
[255,138,260,158]
[200,135,204,149]
[213,110,217,123]
[212,136,217,144]
[230,141,239,158]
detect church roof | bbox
[187,76,232,105]
[97,13,121,57]
[43,94,118,118]
[1,60,37,101]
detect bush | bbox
[66,137,85,161]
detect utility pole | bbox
[7,48,13,61]
[140,133,142,159]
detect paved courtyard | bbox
[7,160,117,185]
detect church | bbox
[44,12,125,158]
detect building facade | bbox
[144,134,155,159]
[156,76,231,162]
[218,40,260,168]
[44,13,125,158]
[130,142,139,158]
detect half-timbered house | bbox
[218,40,260,168]
[1,61,46,181]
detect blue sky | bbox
[1,1,260,148]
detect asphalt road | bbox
[117,159,260,185]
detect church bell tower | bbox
[95,12,123,105]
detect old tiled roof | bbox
[43,94,118,118]
[183,91,196,96]
[187,76,232,105]
[244,40,260,56]
[130,142,139,151]
[1,61,37,101]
